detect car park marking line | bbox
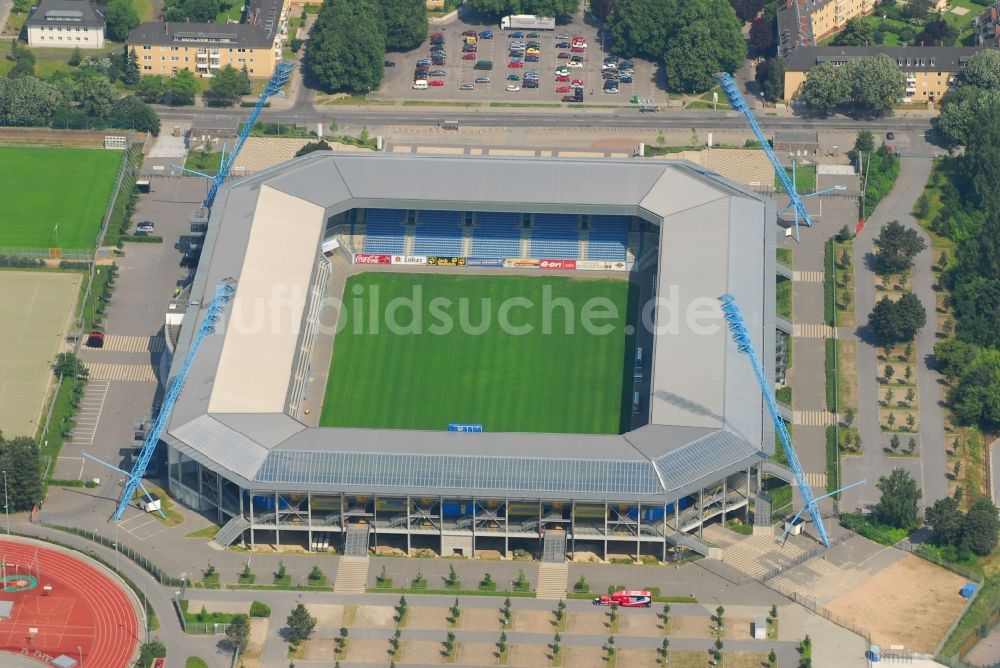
[99,334,165,353]
[793,410,836,427]
[793,270,825,283]
[804,472,827,488]
[68,380,109,448]
[84,362,157,383]
[792,323,836,339]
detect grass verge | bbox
[776,276,791,320]
[825,426,839,496]
[825,338,837,413]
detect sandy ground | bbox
[670,614,713,638]
[354,604,397,629]
[409,606,451,630]
[560,645,611,668]
[617,612,662,636]
[724,617,756,640]
[965,623,1000,667]
[305,638,336,660]
[348,637,393,663]
[186,599,249,614]
[457,641,499,665]
[616,648,662,667]
[725,652,772,668]
[401,639,445,664]
[567,611,611,635]
[825,554,968,653]
[309,603,345,626]
[512,610,555,633]
[461,607,504,631]
[509,643,553,667]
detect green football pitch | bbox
[0,147,123,251]
[320,273,637,435]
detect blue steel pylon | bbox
[202,60,295,208]
[718,294,831,547]
[714,73,845,241]
[84,279,237,521]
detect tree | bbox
[849,54,905,113]
[295,140,332,157]
[884,364,895,382]
[165,69,198,105]
[590,0,615,20]
[961,497,1000,556]
[123,48,140,86]
[662,0,744,93]
[833,18,876,45]
[109,95,160,133]
[729,0,767,22]
[68,47,83,67]
[890,433,900,451]
[958,49,1000,90]
[756,57,785,102]
[874,468,921,528]
[76,76,118,118]
[915,18,957,46]
[854,129,875,154]
[306,0,385,94]
[9,47,37,78]
[468,0,578,15]
[901,0,932,20]
[105,0,140,42]
[936,87,1000,146]
[905,387,916,405]
[207,65,251,106]
[135,75,167,103]
[0,434,42,511]
[380,0,427,52]
[226,613,251,650]
[286,602,317,644]
[748,4,777,57]
[0,76,65,126]
[606,0,679,60]
[797,62,849,113]
[947,351,1000,430]
[874,220,927,275]
[926,496,963,546]
[868,293,927,345]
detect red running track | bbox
[0,539,137,667]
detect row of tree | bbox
[468,0,580,15]
[797,54,905,115]
[936,50,1000,146]
[0,433,42,513]
[305,0,428,94]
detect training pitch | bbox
[321,273,635,434]
[0,147,122,251]
[0,271,80,437]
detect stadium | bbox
[162,152,777,561]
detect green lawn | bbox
[321,274,635,434]
[775,164,816,193]
[0,147,122,251]
[184,150,222,176]
[776,276,792,320]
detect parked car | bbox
[384,60,396,67]
[523,79,539,88]
[506,84,521,91]
[463,44,477,52]
[180,250,201,268]
[556,33,570,39]
[568,60,583,68]
[509,31,525,38]
[136,220,154,233]
[510,41,526,48]
[619,74,633,84]
[523,71,539,79]
[527,41,541,48]
[603,81,619,94]
[571,45,586,53]
[432,58,446,66]
[527,32,540,38]
[570,55,584,62]
[556,42,571,48]
[474,60,493,70]
[555,85,571,93]
[462,29,477,36]
[459,83,475,90]
[507,73,521,81]
[525,55,539,62]
[508,60,524,68]
[555,74,570,82]
[463,52,477,59]
[557,52,571,59]
[417,59,431,66]
[478,30,493,39]
[430,32,444,38]
[602,70,618,79]
[509,50,525,58]
[886,131,895,140]
[475,76,491,83]
[429,69,446,76]
[429,79,445,87]
[604,56,619,65]
[555,66,570,75]
[85,331,105,348]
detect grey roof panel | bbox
[783,46,984,72]
[27,0,105,27]
[172,415,269,480]
[213,413,306,448]
[655,430,759,494]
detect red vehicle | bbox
[571,78,585,86]
[571,45,586,53]
[462,29,477,36]
[592,590,653,608]
[429,80,445,86]
[555,85,571,93]
[508,60,524,68]
[555,74,570,82]
[430,32,444,38]
[463,52,477,60]
[85,331,105,348]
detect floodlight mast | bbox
[718,294,831,547]
[84,279,237,521]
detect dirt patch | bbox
[509,643,552,667]
[617,612,661,636]
[246,618,268,655]
[185,599,249,615]
[457,641,499,665]
[374,545,406,557]
[347,637,392,663]
[878,384,917,409]
[0,128,111,148]
[567,611,610,634]
[657,650,710,668]
[965,623,1000,667]
[825,554,968,653]
[462,607,503,632]
[878,408,920,433]
[476,549,504,560]
[838,339,858,411]
[670,614,713,638]
[402,639,445,664]
[309,603,345,627]
[569,550,604,563]
[512,610,555,633]
[354,605,397,629]
[724,652,771,668]
[561,645,611,668]
[410,606,451,630]
[306,638,336,660]
[590,137,642,151]
[615,648,661,667]
[723,617,756,640]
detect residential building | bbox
[26,0,105,49]
[777,0,876,56]
[127,0,288,78]
[975,2,1000,48]
[782,46,983,103]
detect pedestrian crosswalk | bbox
[793,323,836,339]
[804,472,827,488]
[793,270,825,283]
[84,362,157,383]
[99,335,165,353]
[793,410,836,427]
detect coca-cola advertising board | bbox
[354,253,391,265]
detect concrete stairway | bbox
[333,556,370,594]
[536,562,568,600]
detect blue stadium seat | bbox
[588,215,631,262]
[413,210,463,256]
[471,212,521,258]
[363,209,406,254]
[530,213,580,259]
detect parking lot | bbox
[377,9,662,103]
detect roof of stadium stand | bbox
[165,153,776,503]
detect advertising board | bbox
[575,260,628,272]
[539,259,577,270]
[391,255,428,265]
[465,258,506,267]
[502,258,541,269]
[428,256,467,267]
[354,253,391,265]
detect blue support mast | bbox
[86,280,237,521]
[719,294,831,547]
[203,60,295,208]
[714,73,845,241]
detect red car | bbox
[462,29,477,36]
[430,32,444,38]
[429,80,445,87]
[555,74,570,82]
[555,85,571,93]
[508,60,524,68]
[573,35,585,41]
[572,78,585,86]
[593,590,653,608]
[85,331,105,348]
[463,52,477,60]
[571,45,586,53]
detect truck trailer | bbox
[500,15,556,30]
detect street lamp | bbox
[2,470,9,534]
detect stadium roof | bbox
[165,153,775,503]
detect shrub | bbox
[250,600,271,617]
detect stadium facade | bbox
[163,152,778,560]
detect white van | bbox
[412,80,428,90]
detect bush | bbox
[138,639,166,667]
[250,600,271,617]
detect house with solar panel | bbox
[163,152,784,565]
[26,0,106,49]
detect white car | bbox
[506,84,521,92]
[567,61,583,68]
[555,67,570,76]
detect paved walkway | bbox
[841,158,946,511]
